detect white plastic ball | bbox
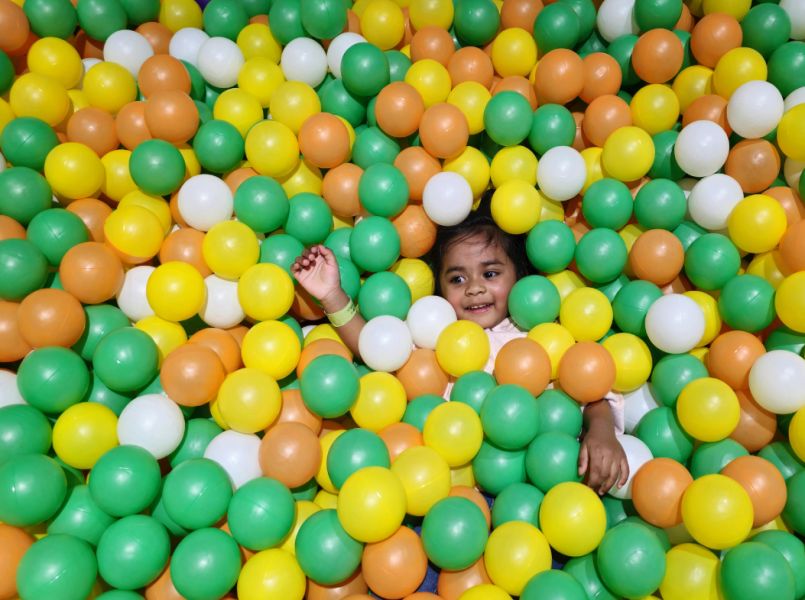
[79,58,102,88]
[645,294,705,354]
[784,87,805,112]
[536,146,586,201]
[327,32,366,79]
[784,158,803,190]
[596,0,638,42]
[687,174,744,231]
[117,393,186,459]
[422,171,473,226]
[197,37,245,89]
[168,27,209,68]
[727,81,784,139]
[781,0,805,40]
[749,350,805,415]
[406,295,458,350]
[203,430,262,488]
[177,174,234,231]
[622,383,660,435]
[609,434,653,500]
[358,315,414,372]
[0,370,26,408]
[674,120,730,178]
[280,37,328,88]
[103,30,155,78]
[200,274,245,329]
[116,265,156,322]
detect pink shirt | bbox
[443,318,625,435]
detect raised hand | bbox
[291,245,343,308]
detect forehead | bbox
[440,233,513,271]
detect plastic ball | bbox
[117,393,185,459]
[727,193,787,254]
[435,320,490,378]
[776,272,805,334]
[171,528,242,600]
[9,73,71,128]
[559,287,613,342]
[130,139,187,196]
[421,496,488,570]
[674,119,730,177]
[681,474,754,550]
[16,534,97,600]
[539,481,606,557]
[721,542,796,600]
[177,173,235,231]
[645,294,705,354]
[336,466,406,543]
[197,36,244,88]
[422,171,473,226]
[749,350,805,414]
[96,515,169,591]
[17,347,90,413]
[146,261,206,323]
[88,445,161,517]
[238,548,306,600]
[602,126,655,182]
[536,146,585,201]
[423,401,483,468]
[0,453,67,527]
[295,509,363,585]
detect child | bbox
[292,203,628,495]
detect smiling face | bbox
[438,233,518,329]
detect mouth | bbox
[464,303,494,314]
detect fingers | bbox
[292,246,323,273]
[618,457,630,488]
[578,444,589,476]
[585,451,605,491]
[599,460,620,495]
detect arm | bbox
[578,399,629,495]
[291,245,366,359]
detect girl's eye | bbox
[484,271,499,279]
[449,275,465,285]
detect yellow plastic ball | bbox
[443,146,491,199]
[217,367,281,434]
[602,126,655,182]
[775,272,805,333]
[423,402,483,467]
[580,146,604,193]
[490,145,538,188]
[101,150,137,202]
[450,463,476,487]
[405,58,452,108]
[237,549,306,600]
[447,81,491,135]
[238,57,286,108]
[630,84,680,135]
[245,120,300,179]
[702,0,750,20]
[677,377,740,442]
[746,251,788,289]
[146,261,207,323]
[213,88,264,138]
[10,72,71,127]
[484,521,552,596]
[237,23,282,63]
[0,99,15,136]
[681,474,753,550]
[118,191,172,235]
[547,270,586,301]
[67,89,90,112]
[683,290,721,347]
[435,320,490,377]
[777,103,805,162]
[712,47,767,100]
[134,316,187,364]
[459,585,512,600]
[209,396,229,429]
[202,220,260,281]
[390,445,451,516]
[158,0,203,31]
[280,500,320,555]
[82,62,137,114]
[303,323,345,347]
[361,0,405,50]
[52,402,118,470]
[528,322,575,379]
[352,371,407,432]
[337,466,407,542]
[559,287,613,342]
[241,319,301,380]
[279,158,323,197]
[314,489,339,510]
[269,81,321,134]
[540,195,565,222]
[104,205,164,262]
[316,430,345,493]
[409,0,454,29]
[539,482,606,557]
[602,332,652,393]
[27,37,83,89]
[727,194,787,254]
[179,144,201,179]
[492,28,537,78]
[238,263,295,322]
[44,142,105,200]
[491,179,542,234]
[660,543,721,600]
[671,65,713,112]
[390,258,435,302]
[619,223,646,253]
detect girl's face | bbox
[438,233,518,329]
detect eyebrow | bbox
[443,259,504,275]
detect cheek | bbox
[443,288,465,311]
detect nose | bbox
[465,276,485,296]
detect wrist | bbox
[320,289,350,314]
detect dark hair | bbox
[428,191,533,295]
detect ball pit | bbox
[1,0,805,598]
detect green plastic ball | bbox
[16,534,97,600]
[402,394,446,432]
[260,233,304,275]
[76,0,128,42]
[522,569,587,600]
[162,458,233,531]
[358,271,412,320]
[0,404,52,465]
[300,354,360,418]
[526,220,576,274]
[721,542,796,600]
[23,0,78,39]
[169,418,224,468]
[635,406,694,463]
[484,91,534,147]
[130,139,187,196]
[453,0,500,47]
[421,497,489,570]
[491,481,544,529]
[227,477,296,551]
[97,515,170,590]
[26,208,89,266]
[673,220,707,252]
[529,105,576,156]
[760,442,802,481]
[0,50,12,96]
[508,275,562,330]
[752,530,805,599]
[741,4,792,58]
[72,304,130,362]
[301,0,347,39]
[0,166,53,227]
[581,178,633,230]
[607,34,640,88]
[534,2,580,53]
[0,117,59,171]
[118,0,158,25]
[341,43,390,98]
[17,347,90,413]
[0,453,67,526]
[526,432,581,492]
[295,509,364,585]
[358,163,409,218]
[684,233,741,290]
[634,178,687,230]
[88,445,162,517]
[596,522,667,599]
[193,119,245,174]
[349,215,400,273]
[535,389,583,438]
[690,439,749,478]
[285,193,333,245]
[327,428,391,489]
[450,370,496,414]
[563,553,618,600]
[574,228,628,284]
[203,0,249,40]
[386,50,412,82]
[324,227,352,262]
[612,279,662,338]
[768,41,805,98]
[318,78,367,128]
[234,175,289,234]
[352,126,400,168]
[171,528,242,600]
[269,0,306,45]
[92,327,159,393]
[650,130,685,180]
[634,0,682,31]
[481,384,540,450]
[47,484,115,545]
[718,274,776,333]
[472,440,527,495]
